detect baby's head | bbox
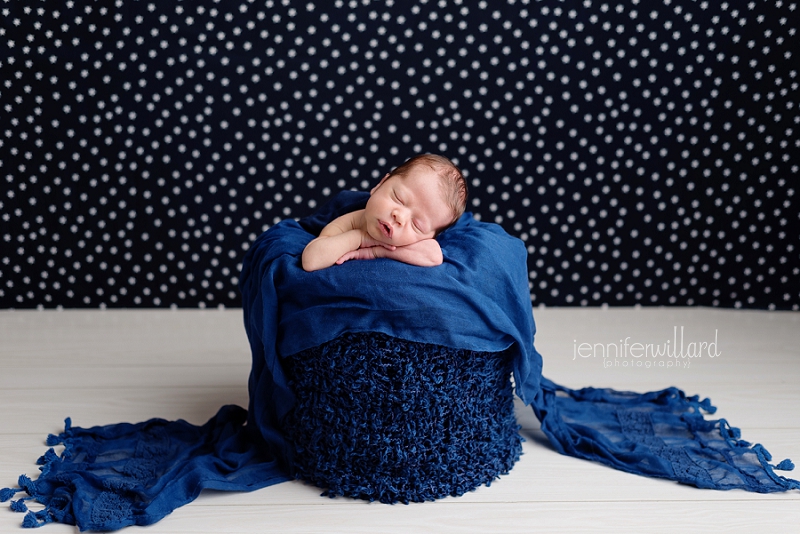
[384,154,468,233]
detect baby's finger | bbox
[336,251,355,264]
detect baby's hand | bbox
[337,238,442,267]
[360,231,396,251]
[336,247,381,264]
[335,232,396,265]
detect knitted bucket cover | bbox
[283,332,523,503]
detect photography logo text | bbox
[573,327,721,370]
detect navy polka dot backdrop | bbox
[1,0,798,310]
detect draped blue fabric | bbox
[3,192,797,530]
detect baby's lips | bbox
[379,220,393,238]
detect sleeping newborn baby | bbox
[301,154,468,272]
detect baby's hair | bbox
[388,154,468,231]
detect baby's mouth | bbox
[380,221,392,238]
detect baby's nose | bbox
[392,208,408,225]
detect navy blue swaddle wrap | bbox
[3,191,798,530]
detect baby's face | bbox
[364,167,453,247]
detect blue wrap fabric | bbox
[3,191,797,530]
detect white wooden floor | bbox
[1,307,799,533]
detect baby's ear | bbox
[370,173,391,195]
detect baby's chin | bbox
[370,231,416,248]
[368,229,392,245]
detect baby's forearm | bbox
[302,229,363,272]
